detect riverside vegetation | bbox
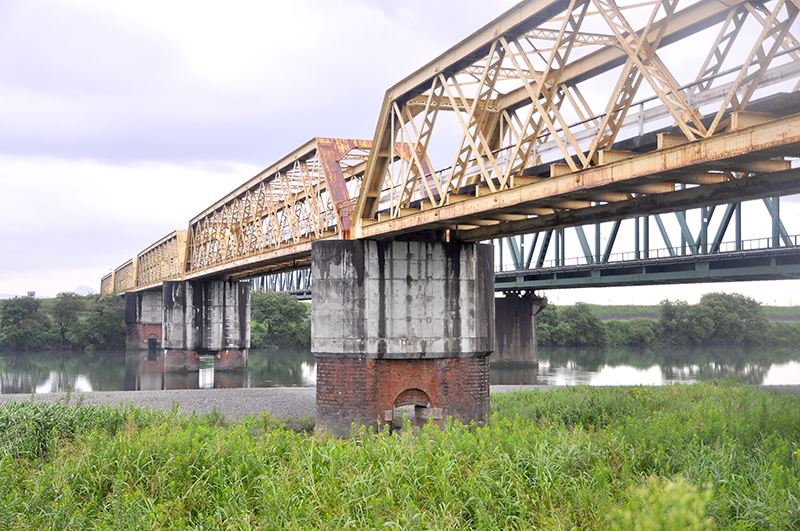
[537,292,800,347]
[0,382,798,529]
[2,289,797,352]
[0,290,310,352]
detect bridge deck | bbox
[102,0,800,296]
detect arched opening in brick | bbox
[388,388,441,431]
[147,336,160,360]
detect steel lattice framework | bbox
[355,0,800,241]
[185,138,372,280]
[103,0,800,296]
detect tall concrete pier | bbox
[124,289,163,351]
[161,280,251,372]
[311,239,495,437]
[494,293,547,364]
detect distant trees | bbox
[537,302,607,346]
[81,295,125,350]
[0,293,125,352]
[658,293,770,346]
[0,289,312,353]
[538,292,779,348]
[51,292,85,347]
[0,296,53,350]
[250,290,310,349]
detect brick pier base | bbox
[316,357,489,436]
[312,239,495,437]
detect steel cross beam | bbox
[257,193,800,296]
[496,194,794,271]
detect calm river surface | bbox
[1,345,799,394]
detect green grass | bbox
[761,306,800,320]
[1,383,799,529]
[587,303,800,321]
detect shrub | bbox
[608,475,714,531]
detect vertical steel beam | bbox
[525,233,539,269]
[676,212,698,255]
[654,215,676,256]
[575,226,595,265]
[537,231,554,269]
[595,222,601,263]
[602,221,621,263]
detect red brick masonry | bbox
[316,356,490,437]
[126,323,163,350]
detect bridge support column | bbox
[312,239,495,437]
[124,289,163,351]
[162,280,250,372]
[494,293,547,364]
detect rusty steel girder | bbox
[102,0,800,294]
[184,138,373,280]
[354,0,800,242]
[136,230,188,290]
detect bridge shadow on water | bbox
[0,345,798,394]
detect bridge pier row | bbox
[124,289,163,351]
[162,280,251,372]
[494,294,547,365]
[311,239,495,438]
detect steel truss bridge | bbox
[103,0,800,299]
[254,196,800,298]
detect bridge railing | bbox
[185,138,373,279]
[136,230,188,290]
[100,272,114,298]
[113,260,136,294]
[496,234,800,272]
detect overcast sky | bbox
[2,0,799,306]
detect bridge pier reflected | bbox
[311,239,495,437]
[124,289,163,351]
[162,280,250,372]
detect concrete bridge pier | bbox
[494,293,547,365]
[311,239,495,438]
[162,280,251,372]
[124,289,163,352]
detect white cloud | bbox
[0,0,798,304]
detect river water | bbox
[1,344,799,394]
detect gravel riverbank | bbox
[0,384,796,421]
[0,385,559,421]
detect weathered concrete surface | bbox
[312,240,495,359]
[494,294,547,364]
[124,290,163,350]
[162,280,251,371]
[311,239,495,437]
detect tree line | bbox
[2,289,789,352]
[537,292,800,347]
[0,290,310,352]
[0,293,125,351]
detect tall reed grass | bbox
[0,382,798,529]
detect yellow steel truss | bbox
[103,0,800,295]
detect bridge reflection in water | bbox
[0,347,798,394]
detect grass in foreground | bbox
[0,382,799,530]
